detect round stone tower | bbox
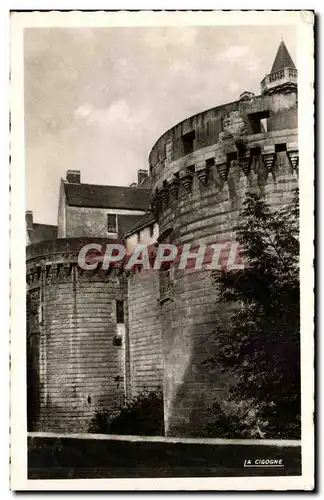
[26,237,127,432]
[149,41,299,436]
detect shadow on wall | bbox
[160,268,237,438]
[27,361,40,432]
[165,301,235,438]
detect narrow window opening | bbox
[113,335,122,347]
[275,143,287,153]
[250,146,261,156]
[159,264,175,302]
[165,141,173,163]
[107,214,117,233]
[260,118,268,132]
[116,300,124,324]
[38,303,42,325]
[182,130,195,155]
[227,152,237,164]
[248,111,270,134]
[149,224,154,238]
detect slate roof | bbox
[64,182,151,211]
[118,214,151,239]
[271,41,296,73]
[28,223,58,244]
[122,212,156,239]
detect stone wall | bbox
[267,93,298,131]
[149,94,297,186]
[127,270,163,397]
[28,433,302,479]
[149,94,299,436]
[26,238,127,433]
[26,89,299,437]
[65,206,145,239]
[160,269,237,437]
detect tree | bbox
[207,188,300,439]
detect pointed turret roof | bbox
[271,40,296,73]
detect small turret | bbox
[261,40,297,95]
[271,40,296,73]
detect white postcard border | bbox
[10,10,314,491]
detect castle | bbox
[26,41,299,437]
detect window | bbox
[107,214,117,233]
[116,300,124,324]
[149,224,154,238]
[275,143,287,153]
[165,141,173,163]
[248,111,270,134]
[137,231,141,243]
[38,302,42,325]
[206,121,210,136]
[159,264,175,303]
[227,152,237,164]
[182,130,195,155]
[113,335,122,347]
[250,146,261,156]
[206,157,215,168]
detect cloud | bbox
[216,45,251,62]
[71,99,153,189]
[74,99,149,129]
[215,44,261,74]
[74,104,93,119]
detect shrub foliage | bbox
[89,389,164,436]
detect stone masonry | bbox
[149,40,298,435]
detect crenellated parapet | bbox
[26,261,126,290]
[150,137,299,217]
[149,77,298,223]
[261,67,298,95]
[26,237,127,290]
[26,237,114,264]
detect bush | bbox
[206,400,270,439]
[88,389,164,436]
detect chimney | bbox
[137,169,148,186]
[239,91,255,101]
[25,211,33,231]
[66,170,81,183]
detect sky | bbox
[24,25,296,225]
